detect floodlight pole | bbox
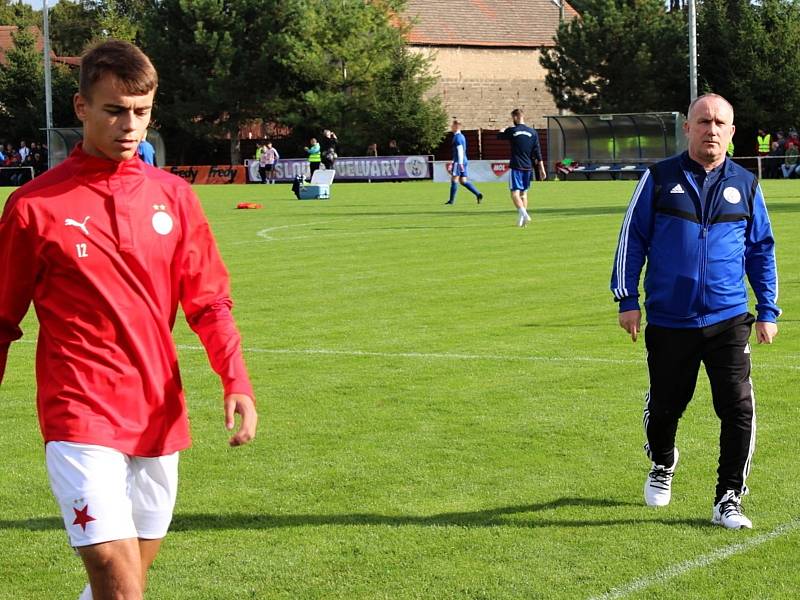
[688,0,698,101]
[551,0,566,115]
[42,0,54,168]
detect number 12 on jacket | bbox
[76,243,88,259]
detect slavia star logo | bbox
[72,504,96,531]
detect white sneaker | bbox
[712,490,752,530]
[517,215,526,227]
[644,448,679,507]
[523,212,532,225]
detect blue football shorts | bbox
[509,169,533,191]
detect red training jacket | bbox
[0,145,254,456]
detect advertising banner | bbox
[246,155,431,182]
[163,165,247,185]
[433,160,511,183]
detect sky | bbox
[21,0,60,7]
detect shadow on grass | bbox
[0,497,711,531]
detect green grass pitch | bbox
[1,179,799,599]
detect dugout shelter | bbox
[44,127,166,169]
[546,112,686,180]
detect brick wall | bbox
[410,46,559,129]
[433,79,555,130]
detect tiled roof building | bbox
[0,25,80,67]
[405,0,577,129]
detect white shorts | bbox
[46,441,179,547]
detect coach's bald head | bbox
[684,93,735,169]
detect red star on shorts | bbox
[72,504,96,531]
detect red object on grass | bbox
[236,202,263,209]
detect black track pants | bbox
[643,313,756,504]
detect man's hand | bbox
[619,310,642,342]
[538,164,547,181]
[755,321,778,344]
[224,393,258,447]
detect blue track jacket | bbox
[611,152,780,328]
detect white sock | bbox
[78,584,92,600]
[517,207,526,218]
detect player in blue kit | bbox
[497,109,547,227]
[446,119,483,205]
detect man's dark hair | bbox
[79,40,158,99]
[511,108,524,118]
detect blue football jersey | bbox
[497,125,542,170]
[452,132,468,164]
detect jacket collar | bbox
[680,150,736,179]
[68,143,146,183]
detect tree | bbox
[0,0,37,27]
[277,0,445,155]
[364,46,447,155]
[540,0,688,114]
[0,27,79,144]
[96,0,143,42]
[141,0,446,163]
[49,0,99,56]
[140,0,294,164]
[541,0,800,151]
[698,0,800,148]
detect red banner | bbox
[162,165,247,185]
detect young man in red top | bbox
[0,41,258,599]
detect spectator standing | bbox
[4,148,19,166]
[305,138,321,177]
[775,131,786,153]
[320,129,338,170]
[17,150,34,185]
[18,141,29,163]
[387,139,401,155]
[137,133,156,165]
[31,151,46,176]
[756,129,771,156]
[5,149,23,185]
[766,141,783,179]
[258,142,280,184]
[366,143,378,157]
[781,141,799,178]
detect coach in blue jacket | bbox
[610,94,779,530]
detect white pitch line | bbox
[12,338,798,370]
[174,344,639,365]
[589,519,800,600]
[246,212,623,243]
[255,220,339,241]
[174,344,799,371]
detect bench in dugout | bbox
[565,163,649,181]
